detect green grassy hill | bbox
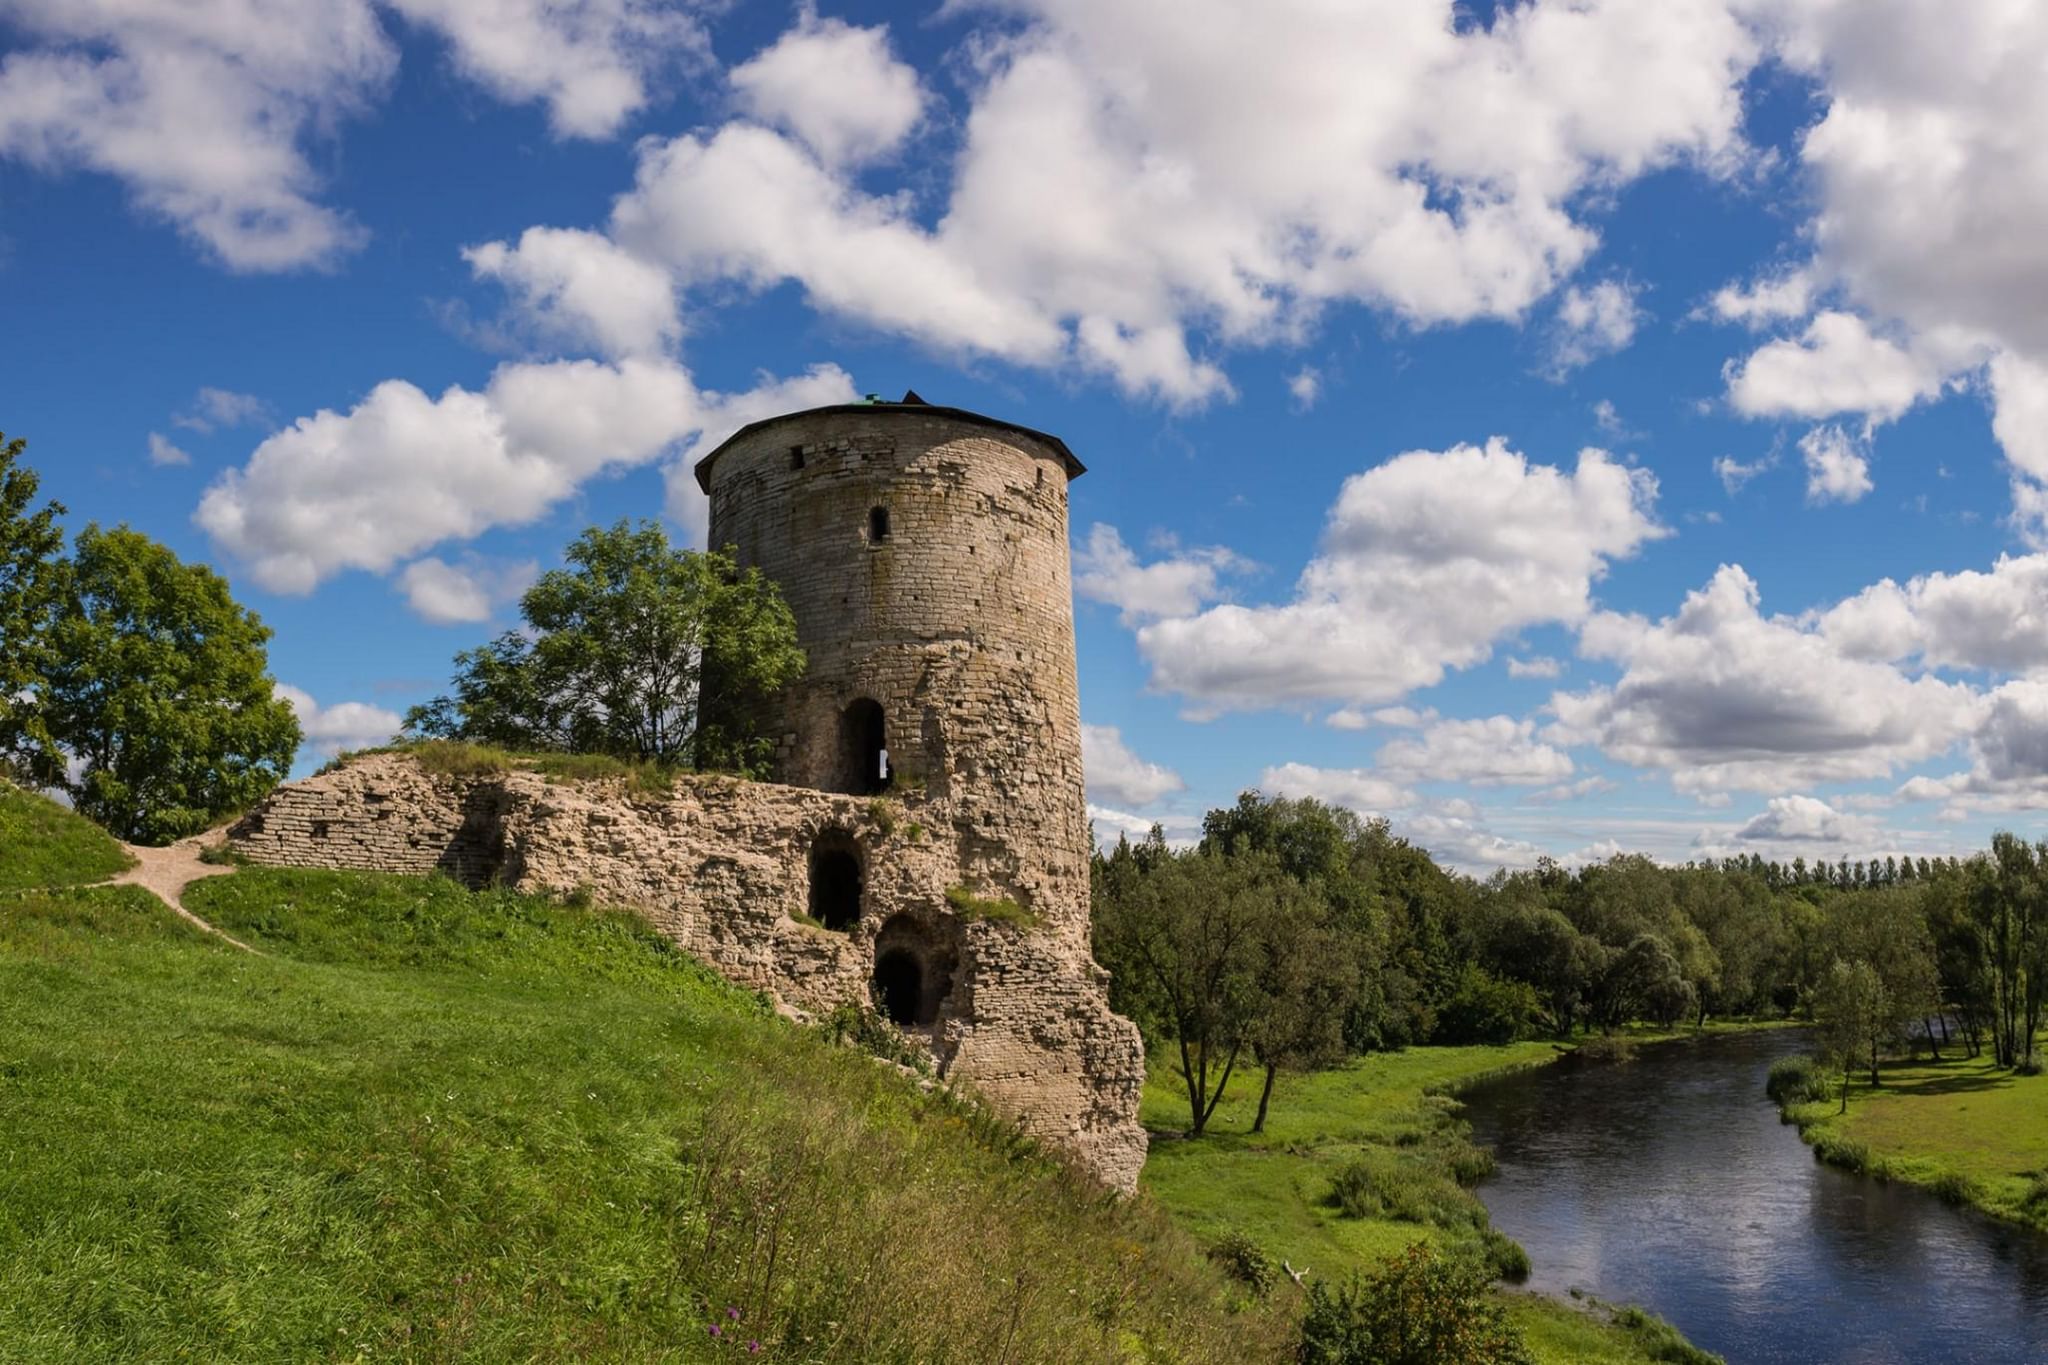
[0,780,132,891]
[0,792,1283,1362]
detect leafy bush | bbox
[1432,963,1541,1045]
[2020,1051,2045,1077]
[1207,1229,1277,1298]
[1765,1054,1831,1106]
[1297,1242,1534,1365]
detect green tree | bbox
[1092,847,1285,1136]
[406,521,803,773]
[40,525,300,843]
[1243,887,1360,1132]
[1814,958,1889,1100]
[0,431,65,779]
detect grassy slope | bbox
[1784,1050,2048,1230]
[1139,1037,1735,1365]
[0,782,132,891]
[0,864,1283,1363]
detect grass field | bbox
[1138,1039,1722,1364]
[0,781,132,891]
[0,841,1288,1360]
[1784,1049,2048,1231]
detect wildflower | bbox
[748,1343,761,1355]
[709,1324,722,1339]
[727,1306,741,1320]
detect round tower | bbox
[695,393,1091,929]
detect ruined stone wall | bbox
[704,412,1090,949]
[228,753,1147,1192]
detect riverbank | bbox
[1139,1029,1746,1365]
[1779,1048,2048,1233]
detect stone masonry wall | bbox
[229,753,1148,1193]
[704,412,1091,952]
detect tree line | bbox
[1093,792,2048,1136]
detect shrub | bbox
[866,798,897,837]
[1765,1054,1831,1107]
[2020,1051,2045,1077]
[2024,1171,2048,1208]
[1327,1152,1404,1220]
[1297,1242,1534,1365]
[815,999,930,1073]
[1207,1229,1277,1298]
[1325,1150,1484,1230]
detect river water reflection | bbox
[1458,1029,2048,1364]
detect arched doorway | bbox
[874,948,923,1025]
[871,913,957,1028]
[842,697,890,795]
[806,830,861,931]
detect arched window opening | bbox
[874,948,924,1025]
[807,830,862,931]
[868,505,891,544]
[842,697,890,794]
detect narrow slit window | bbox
[869,505,891,543]
[789,445,806,471]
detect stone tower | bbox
[695,393,1093,942]
[225,393,1148,1190]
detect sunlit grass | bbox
[1785,1047,2048,1230]
[0,865,1281,1362]
[0,781,132,892]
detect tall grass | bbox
[0,865,1285,1361]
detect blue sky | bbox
[7,0,2048,872]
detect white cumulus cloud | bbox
[1555,564,1980,794]
[196,356,853,593]
[276,683,403,755]
[728,10,923,167]
[1133,439,1664,713]
[463,226,681,360]
[1080,723,1185,808]
[1073,524,1247,625]
[1377,715,1575,786]
[1798,424,1872,505]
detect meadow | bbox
[1780,1049,2048,1231]
[0,800,1285,1362]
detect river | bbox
[1458,1029,2048,1364]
